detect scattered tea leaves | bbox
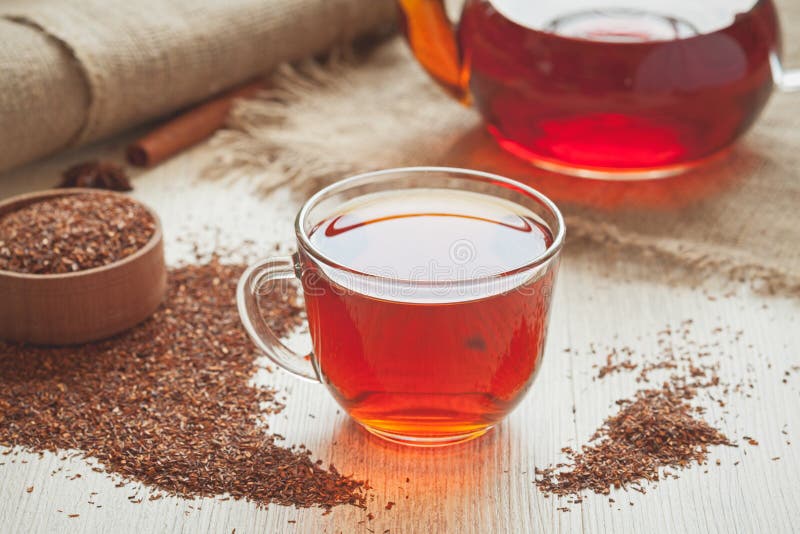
[0,259,362,510]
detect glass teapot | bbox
[398,0,799,178]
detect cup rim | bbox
[295,166,565,285]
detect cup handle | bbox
[772,52,800,92]
[237,255,322,383]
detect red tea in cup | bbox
[238,168,564,446]
[302,189,556,444]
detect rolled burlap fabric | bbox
[0,0,395,173]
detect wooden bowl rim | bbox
[0,188,163,281]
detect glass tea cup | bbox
[238,167,565,446]
[398,0,799,179]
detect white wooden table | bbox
[0,127,799,534]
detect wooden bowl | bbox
[0,189,167,345]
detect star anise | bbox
[60,160,133,191]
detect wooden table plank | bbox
[0,129,799,533]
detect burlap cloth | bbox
[211,33,800,296]
[1,0,797,295]
[0,0,396,173]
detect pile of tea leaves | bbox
[536,321,747,502]
[0,258,364,509]
[535,382,732,498]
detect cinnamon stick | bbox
[127,80,264,167]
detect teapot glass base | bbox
[490,127,732,181]
[360,423,494,447]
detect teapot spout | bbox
[397,0,471,103]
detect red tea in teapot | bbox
[400,0,780,175]
[459,0,779,174]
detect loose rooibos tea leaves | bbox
[0,259,364,509]
[535,384,732,497]
[536,321,742,502]
[0,193,155,274]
